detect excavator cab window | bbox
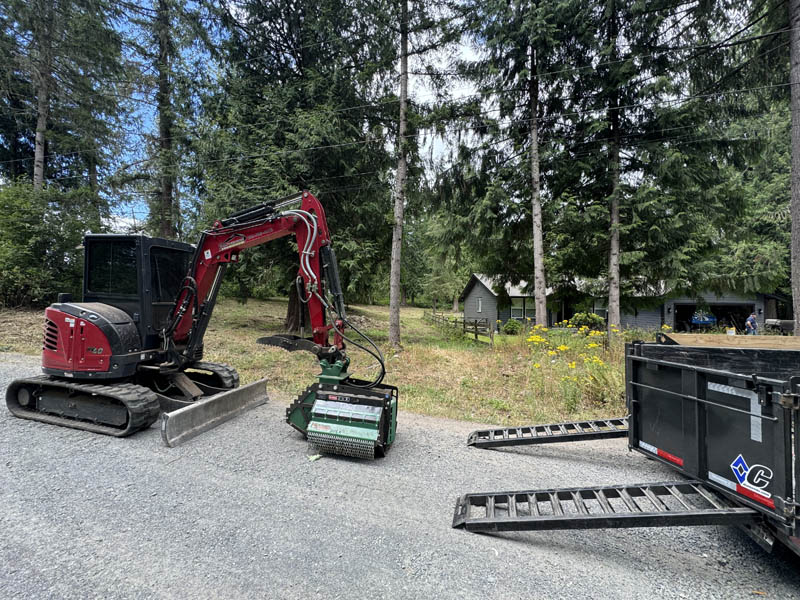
[150,246,192,302]
[86,240,138,296]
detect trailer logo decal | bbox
[730,454,773,494]
[710,455,777,509]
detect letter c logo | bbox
[745,465,773,490]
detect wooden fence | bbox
[424,311,494,346]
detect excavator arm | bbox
[165,191,347,365]
[161,189,395,457]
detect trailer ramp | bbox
[452,481,759,532]
[467,418,628,449]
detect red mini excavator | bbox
[6,191,397,456]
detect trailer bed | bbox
[454,339,800,558]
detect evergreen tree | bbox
[2,0,129,194]
[118,0,217,239]
[439,0,579,315]
[188,0,399,312]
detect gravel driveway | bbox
[1,352,799,599]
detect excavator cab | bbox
[82,234,194,350]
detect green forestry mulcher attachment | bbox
[284,358,398,459]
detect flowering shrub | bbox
[526,321,624,412]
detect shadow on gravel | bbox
[468,444,655,471]
[472,526,800,578]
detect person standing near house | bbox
[745,312,758,335]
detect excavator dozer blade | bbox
[160,378,268,447]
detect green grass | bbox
[0,299,640,426]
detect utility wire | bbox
[4,19,793,163]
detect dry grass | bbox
[0,299,632,425]
[0,308,45,355]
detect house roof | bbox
[460,273,778,305]
[460,273,549,301]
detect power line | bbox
[4,15,792,154]
[19,81,795,189]
[7,77,795,179]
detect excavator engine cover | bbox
[287,379,398,459]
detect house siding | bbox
[463,280,498,329]
[620,308,662,330]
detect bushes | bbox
[502,319,523,335]
[567,312,605,330]
[0,182,102,307]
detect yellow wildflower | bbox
[568,361,576,369]
[533,363,541,369]
[587,342,599,349]
[557,344,569,352]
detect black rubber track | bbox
[186,362,240,389]
[6,376,160,437]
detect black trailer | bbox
[455,338,800,558]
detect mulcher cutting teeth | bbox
[308,431,376,459]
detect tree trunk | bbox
[529,46,547,327]
[452,294,458,313]
[791,0,800,335]
[33,84,48,190]
[606,0,621,334]
[32,1,53,191]
[388,0,409,348]
[87,157,102,228]
[285,280,311,334]
[156,0,175,239]
[9,93,24,178]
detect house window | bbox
[477,297,482,313]
[593,299,608,320]
[511,297,525,320]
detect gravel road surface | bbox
[1,352,799,599]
